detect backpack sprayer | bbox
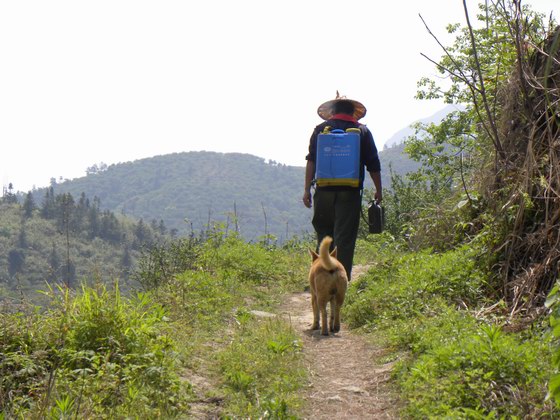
[315,126,385,234]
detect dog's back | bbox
[309,236,348,335]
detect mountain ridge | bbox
[39,144,421,241]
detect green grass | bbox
[218,316,305,418]
[1,283,187,418]
[145,234,310,417]
[345,236,558,418]
[6,230,555,418]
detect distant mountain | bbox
[39,145,422,242]
[50,152,308,242]
[378,142,422,186]
[384,105,462,149]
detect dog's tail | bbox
[319,236,338,272]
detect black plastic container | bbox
[367,201,384,234]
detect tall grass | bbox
[0,283,186,418]
[345,236,558,417]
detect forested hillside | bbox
[45,149,413,242]
[49,152,307,242]
[1,144,417,297]
[0,190,169,302]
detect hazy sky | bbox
[1,0,557,192]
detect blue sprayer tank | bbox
[315,128,361,188]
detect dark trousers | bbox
[312,189,361,280]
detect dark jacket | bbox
[306,118,381,190]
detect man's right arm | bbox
[303,160,315,208]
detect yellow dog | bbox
[308,236,348,335]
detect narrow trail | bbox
[187,265,399,419]
[279,265,399,419]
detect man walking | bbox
[303,93,382,281]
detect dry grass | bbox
[489,26,560,314]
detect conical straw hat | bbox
[317,91,367,120]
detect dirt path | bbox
[279,265,399,419]
[188,266,399,419]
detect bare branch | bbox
[462,0,505,157]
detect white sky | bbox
[1,0,557,192]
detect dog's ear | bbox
[330,246,338,258]
[309,249,319,261]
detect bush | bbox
[345,244,487,330]
[345,239,557,417]
[397,324,555,418]
[0,284,187,418]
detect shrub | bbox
[0,284,187,418]
[218,317,304,418]
[397,324,555,418]
[345,244,487,330]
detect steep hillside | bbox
[44,149,416,241]
[51,152,308,241]
[0,198,167,302]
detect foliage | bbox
[218,317,304,419]
[0,283,186,418]
[131,232,309,417]
[36,149,408,243]
[132,236,201,290]
[397,0,560,313]
[397,323,554,418]
[345,242,487,330]
[345,236,557,417]
[48,151,310,242]
[545,283,560,407]
[146,234,308,335]
[0,193,169,303]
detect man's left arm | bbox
[369,170,382,203]
[362,127,382,202]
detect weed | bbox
[218,318,304,418]
[345,239,558,417]
[0,283,187,417]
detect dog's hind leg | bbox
[329,297,336,332]
[333,292,345,333]
[311,293,320,330]
[318,297,329,336]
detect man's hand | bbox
[369,171,382,204]
[303,191,312,208]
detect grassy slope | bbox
[3,230,555,418]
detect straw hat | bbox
[317,91,367,120]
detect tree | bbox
[86,162,108,175]
[412,1,557,307]
[17,225,27,248]
[8,249,24,277]
[134,218,152,248]
[41,187,56,219]
[121,245,133,273]
[2,183,18,204]
[87,200,100,239]
[158,219,167,235]
[61,260,76,288]
[22,192,36,218]
[48,243,61,283]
